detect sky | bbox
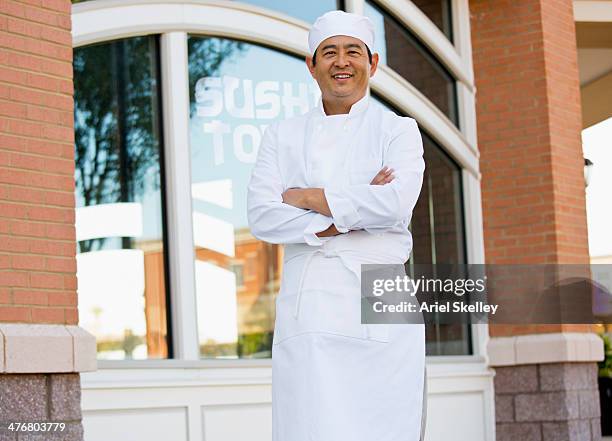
[582,116,612,257]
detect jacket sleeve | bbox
[247,122,333,245]
[323,118,425,231]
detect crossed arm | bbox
[246,119,424,245]
[281,167,395,237]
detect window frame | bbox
[73,34,175,361]
[72,0,486,366]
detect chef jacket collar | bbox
[316,92,369,119]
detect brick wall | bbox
[469,0,591,338]
[0,0,77,325]
[470,0,588,267]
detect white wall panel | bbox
[83,407,188,441]
[202,404,272,441]
[425,392,486,440]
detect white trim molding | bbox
[573,0,612,22]
[160,31,201,361]
[374,0,474,89]
[488,332,605,367]
[345,0,365,15]
[0,324,97,373]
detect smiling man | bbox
[247,10,427,441]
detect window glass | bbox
[73,36,170,360]
[411,0,453,41]
[411,131,471,356]
[372,97,470,356]
[188,36,320,359]
[235,0,343,23]
[366,1,458,126]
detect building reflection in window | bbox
[73,36,170,360]
[366,1,458,126]
[188,36,320,359]
[234,0,343,23]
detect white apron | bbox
[258,96,427,441]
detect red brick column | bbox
[0,0,76,325]
[471,0,588,269]
[0,2,94,440]
[470,0,603,439]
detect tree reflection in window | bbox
[73,36,170,359]
[188,36,319,359]
[74,37,162,252]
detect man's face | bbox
[306,35,378,103]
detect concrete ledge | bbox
[488,332,604,367]
[66,325,97,372]
[0,324,97,373]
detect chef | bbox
[247,10,427,441]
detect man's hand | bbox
[281,188,309,209]
[370,166,395,185]
[315,224,341,237]
[282,167,395,216]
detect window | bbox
[73,26,471,361]
[411,0,453,41]
[188,36,319,359]
[73,36,170,359]
[414,136,471,355]
[366,1,458,126]
[235,0,343,23]
[373,97,471,356]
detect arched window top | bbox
[71,0,479,175]
[232,0,343,23]
[365,0,458,126]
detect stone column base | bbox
[495,362,601,441]
[0,374,84,441]
[0,324,97,441]
[489,333,605,441]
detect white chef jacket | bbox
[247,93,425,251]
[247,93,427,441]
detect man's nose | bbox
[334,53,350,68]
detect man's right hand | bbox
[370,166,395,185]
[316,224,341,238]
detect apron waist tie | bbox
[292,248,370,339]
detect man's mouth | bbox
[332,73,353,80]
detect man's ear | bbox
[305,55,316,77]
[369,52,380,78]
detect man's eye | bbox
[325,51,335,56]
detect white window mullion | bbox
[160,31,200,361]
[461,170,487,358]
[345,0,365,15]
[452,0,475,85]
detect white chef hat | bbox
[308,10,375,55]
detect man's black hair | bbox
[312,46,373,67]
